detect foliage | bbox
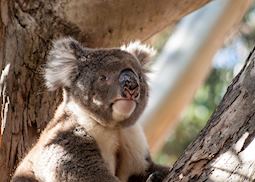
[156,68,234,165]
[154,1,255,166]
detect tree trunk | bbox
[164,47,255,181]
[0,0,210,181]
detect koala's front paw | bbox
[146,171,165,182]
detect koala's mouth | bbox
[112,99,136,121]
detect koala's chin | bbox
[112,100,136,121]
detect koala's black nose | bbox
[119,69,140,99]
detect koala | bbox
[12,38,169,182]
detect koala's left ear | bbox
[121,41,156,65]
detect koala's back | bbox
[13,111,119,182]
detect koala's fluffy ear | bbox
[121,41,156,65]
[44,37,83,90]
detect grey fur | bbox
[12,38,169,182]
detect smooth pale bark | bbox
[0,0,209,181]
[164,48,255,181]
[62,0,211,47]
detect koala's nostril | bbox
[122,87,140,100]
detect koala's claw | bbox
[146,171,165,182]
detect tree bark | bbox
[164,48,255,181]
[0,0,210,181]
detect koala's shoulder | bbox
[41,110,96,150]
[43,126,96,154]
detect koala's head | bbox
[45,38,155,127]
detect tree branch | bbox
[60,0,211,47]
[164,46,255,181]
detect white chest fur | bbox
[86,123,119,175]
[67,101,119,175]
[67,101,149,181]
[117,124,149,182]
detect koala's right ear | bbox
[121,41,156,66]
[44,37,84,90]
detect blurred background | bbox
[141,0,255,166]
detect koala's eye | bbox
[99,75,107,81]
